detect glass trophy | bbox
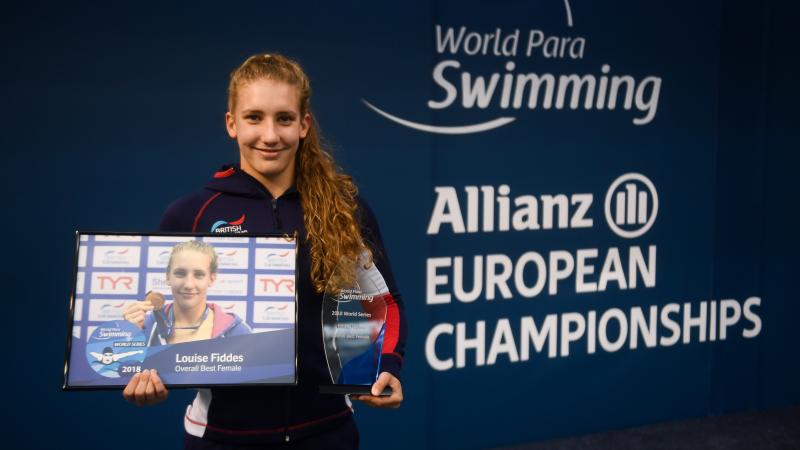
[320,252,388,395]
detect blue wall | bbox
[3,1,797,448]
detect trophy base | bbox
[319,384,392,396]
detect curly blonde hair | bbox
[228,53,370,292]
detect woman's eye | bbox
[194,271,206,278]
[173,269,187,277]
[277,115,294,124]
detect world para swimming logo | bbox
[363,0,662,134]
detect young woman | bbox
[123,54,406,449]
[123,240,251,345]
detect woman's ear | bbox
[225,112,237,139]
[209,272,217,287]
[299,113,311,139]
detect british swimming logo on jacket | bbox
[211,214,248,233]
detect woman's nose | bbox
[261,120,279,146]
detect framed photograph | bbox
[63,231,298,389]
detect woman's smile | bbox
[251,146,288,158]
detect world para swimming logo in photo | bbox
[211,214,248,233]
[362,1,662,134]
[85,321,146,379]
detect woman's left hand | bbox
[351,372,403,409]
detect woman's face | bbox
[166,249,216,310]
[226,78,310,189]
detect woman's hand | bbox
[122,369,168,406]
[123,300,153,329]
[351,372,403,409]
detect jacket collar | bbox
[205,163,299,200]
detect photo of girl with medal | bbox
[122,240,252,345]
[121,53,407,449]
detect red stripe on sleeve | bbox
[192,192,223,232]
[381,293,400,354]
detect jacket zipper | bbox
[275,194,288,442]
[271,198,283,230]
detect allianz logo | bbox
[428,173,658,239]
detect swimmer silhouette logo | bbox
[85,321,146,378]
[363,0,663,134]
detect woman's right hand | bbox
[123,369,168,406]
[123,300,154,329]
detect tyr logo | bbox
[259,278,295,294]
[97,275,134,290]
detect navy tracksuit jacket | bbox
[160,164,406,445]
